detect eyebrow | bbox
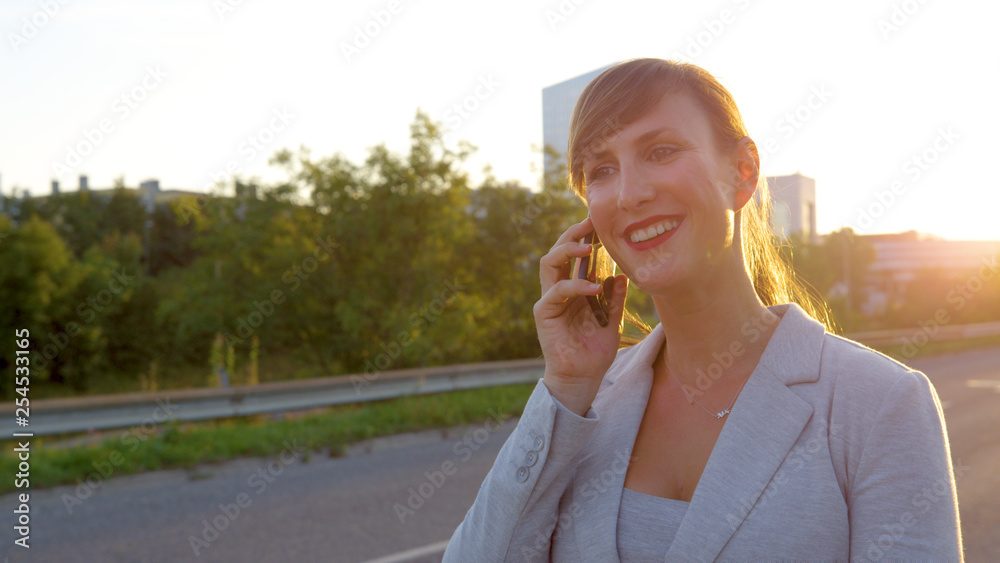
[584,126,680,163]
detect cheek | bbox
[586,191,616,225]
[585,182,615,206]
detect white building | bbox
[860,234,999,315]
[542,65,615,176]
[764,173,817,241]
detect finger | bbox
[553,216,595,248]
[533,278,603,321]
[608,274,629,329]
[539,241,593,291]
[540,217,597,291]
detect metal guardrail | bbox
[844,320,1000,347]
[0,359,545,437]
[3,321,999,437]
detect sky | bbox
[1,0,998,241]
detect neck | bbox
[650,260,780,394]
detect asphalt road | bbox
[1,345,997,562]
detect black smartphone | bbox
[571,227,616,327]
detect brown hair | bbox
[567,58,834,344]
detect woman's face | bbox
[581,90,755,295]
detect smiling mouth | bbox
[628,218,682,244]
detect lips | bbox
[623,214,684,240]
[622,214,685,251]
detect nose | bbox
[616,161,655,211]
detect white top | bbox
[616,487,689,561]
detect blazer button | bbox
[516,466,529,483]
[533,436,545,450]
[524,450,538,467]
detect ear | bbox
[731,136,760,212]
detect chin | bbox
[624,262,687,295]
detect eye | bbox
[586,164,616,183]
[648,146,676,161]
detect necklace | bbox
[668,358,752,419]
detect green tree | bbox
[783,228,875,332]
[0,216,94,393]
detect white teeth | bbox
[630,219,679,243]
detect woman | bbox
[443,59,962,561]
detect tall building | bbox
[764,173,816,241]
[542,64,615,177]
[139,179,160,213]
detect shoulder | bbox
[818,332,933,406]
[818,333,947,479]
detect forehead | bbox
[584,90,715,161]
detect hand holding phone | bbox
[534,216,628,416]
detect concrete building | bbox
[139,179,160,213]
[542,64,615,177]
[4,177,198,209]
[859,233,1000,315]
[765,173,817,241]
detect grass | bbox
[870,334,1000,362]
[0,382,537,496]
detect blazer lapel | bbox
[667,303,825,561]
[664,366,814,560]
[569,323,664,561]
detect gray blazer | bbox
[443,303,963,561]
